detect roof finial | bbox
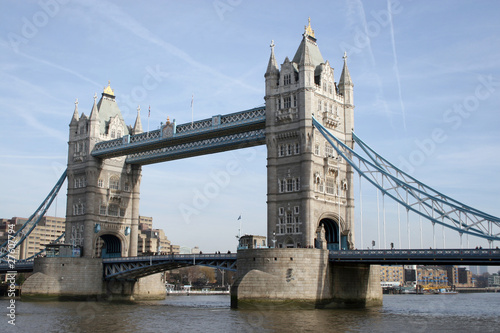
[93,92,97,102]
[137,105,141,113]
[343,51,347,61]
[75,98,79,107]
[270,40,275,50]
[103,80,115,96]
[304,17,315,38]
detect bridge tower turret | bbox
[66,82,141,258]
[265,20,355,250]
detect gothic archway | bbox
[319,218,339,250]
[95,234,122,258]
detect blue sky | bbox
[1,0,499,253]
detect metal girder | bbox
[329,249,500,265]
[103,253,237,280]
[0,169,67,260]
[91,106,266,162]
[312,117,500,242]
[126,128,265,165]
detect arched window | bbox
[108,204,119,216]
[109,176,119,190]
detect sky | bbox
[1,0,499,254]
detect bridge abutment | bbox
[230,248,382,309]
[21,257,165,301]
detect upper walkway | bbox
[91,106,266,165]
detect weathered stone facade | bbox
[22,257,165,300]
[231,248,382,308]
[66,85,142,257]
[265,21,355,250]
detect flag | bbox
[237,215,241,220]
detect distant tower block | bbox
[66,82,142,258]
[265,19,355,250]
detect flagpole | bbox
[191,94,194,128]
[147,105,150,137]
[238,215,242,239]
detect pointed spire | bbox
[300,40,312,66]
[266,40,279,75]
[70,98,79,125]
[133,105,143,134]
[339,52,353,87]
[89,92,98,121]
[293,19,323,67]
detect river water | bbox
[1,293,499,332]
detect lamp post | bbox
[272,231,276,248]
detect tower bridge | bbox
[3,20,500,307]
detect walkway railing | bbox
[329,248,500,265]
[91,106,266,160]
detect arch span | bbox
[318,217,348,250]
[95,234,123,258]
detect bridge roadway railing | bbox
[329,248,500,265]
[103,253,237,280]
[91,106,266,161]
[0,260,35,273]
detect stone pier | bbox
[231,248,382,308]
[21,257,165,301]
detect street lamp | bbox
[272,231,276,248]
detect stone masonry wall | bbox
[22,257,103,297]
[231,248,333,307]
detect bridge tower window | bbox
[314,143,320,156]
[108,204,119,216]
[284,74,291,85]
[279,145,285,157]
[326,176,335,195]
[284,96,291,108]
[109,176,119,190]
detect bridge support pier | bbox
[21,257,165,301]
[231,248,382,309]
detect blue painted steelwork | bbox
[0,260,35,273]
[0,169,67,260]
[353,133,500,222]
[91,106,266,164]
[20,232,66,262]
[126,128,265,164]
[312,117,500,242]
[3,249,499,276]
[103,253,237,280]
[329,248,500,265]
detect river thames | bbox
[1,293,499,332]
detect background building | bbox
[488,273,500,287]
[379,265,404,287]
[0,216,65,260]
[380,265,475,289]
[137,216,179,255]
[238,235,266,249]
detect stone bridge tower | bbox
[265,20,355,250]
[66,83,142,258]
